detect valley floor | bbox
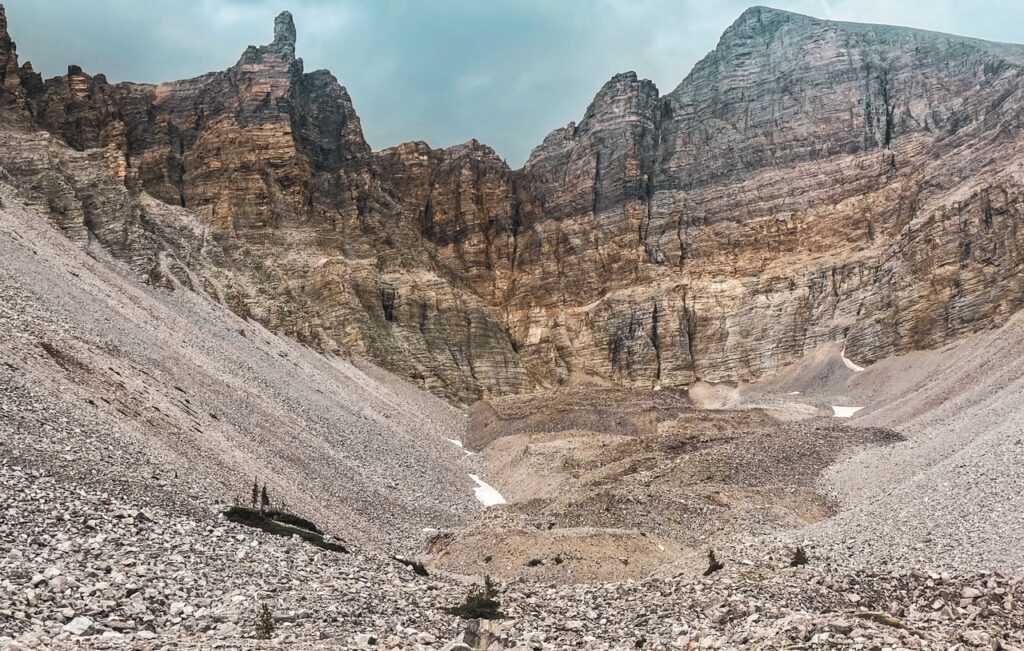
[3,449,1023,650]
[2,182,1024,649]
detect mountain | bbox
[1,5,1023,404]
[4,6,1024,648]
[0,7,530,402]
[511,6,1024,389]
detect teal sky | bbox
[4,1,1024,166]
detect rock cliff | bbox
[1,5,1023,400]
[502,7,1024,388]
[0,7,530,401]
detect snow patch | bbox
[832,405,863,418]
[469,474,506,507]
[447,438,474,456]
[841,347,865,372]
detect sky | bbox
[4,1,1024,167]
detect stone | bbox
[417,631,437,644]
[62,616,95,637]
[961,587,983,599]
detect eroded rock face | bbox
[495,7,1024,388]
[0,8,529,402]
[1,5,1024,399]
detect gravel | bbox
[0,180,480,554]
[3,175,1024,649]
[745,322,1024,575]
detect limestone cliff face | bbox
[497,7,1024,388]
[0,9,530,401]
[372,139,524,307]
[2,5,1024,400]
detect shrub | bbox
[223,506,346,553]
[255,603,275,640]
[790,546,809,567]
[703,549,724,576]
[445,576,503,620]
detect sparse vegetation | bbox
[223,506,346,553]
[255,602,275,640]
[704,549,724,576]
[260,484,270,512]
[445,575,504,620]
[790,546,809,567]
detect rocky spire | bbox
[1,4,13,61]
[271,11,296,57]
[0,3,27,109]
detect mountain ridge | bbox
[1,4,1023,402]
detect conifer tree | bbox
[255,603,275,639]
[704,549,724,576]
[260,484,270,512]
[790,546,809,567]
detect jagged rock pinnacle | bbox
[272,11,296,56]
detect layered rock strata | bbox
[1,5,1023,400]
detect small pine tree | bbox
[790,546,809,567]
[446,575,503,620]
[251,477,259,508]
[260,484,270,512]
[255,602,275,640]
[703,549,724,576]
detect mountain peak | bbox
[271,10,296,56]
[719,5,808,44]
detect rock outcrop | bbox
[1,5,1024,400]
[495,7,1024,388]
[0,7,530,401]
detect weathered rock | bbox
[2,6,1024,402]
[0,7,529,402]
[62,616,95,637]
[500,7,1024,389]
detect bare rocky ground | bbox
[3,181,1024,649]
[433,388,902,583]
[0,177,479,553]
[749,327,1024,575]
